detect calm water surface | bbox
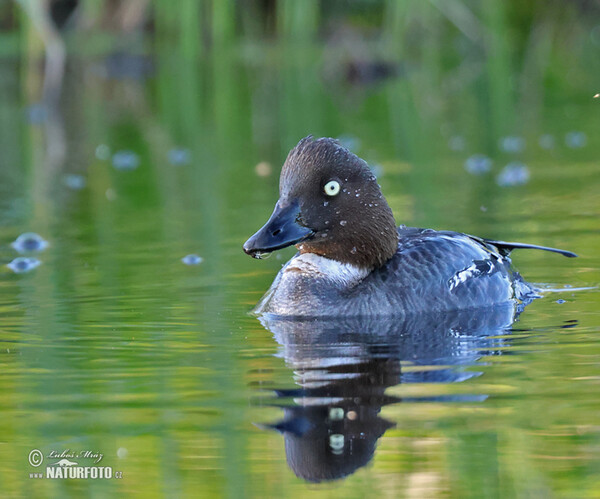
[0,43,599,497]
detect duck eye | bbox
[324,180,340,196]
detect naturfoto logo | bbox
[28,449,123,480]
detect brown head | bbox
[243,136,398,270]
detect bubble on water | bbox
[95,144,111,161]
[7,257,41,274]
[496,162,530,187]
[448,135,466,152]
[556,299,566,304]
[464,154,492,175]
[168,147,191,166]
[181,254,203,265]
[11,233,49,253]
[340,220,347,226]
[498,136,525,153]
[565,131,587,149]
[112,150,140,171]
[63,174,86,190]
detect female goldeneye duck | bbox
[243,136,576,317]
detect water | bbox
[1,24,599,499]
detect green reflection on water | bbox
[0,1,599,497]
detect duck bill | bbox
[243,200,314,258]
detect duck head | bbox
[243,136,398,269]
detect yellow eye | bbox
[324,180,340,196]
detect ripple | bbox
[7,257,41,274]
[496,162,530,187]
[498,136,525,153]
[63,174,86,190]
[168,148,191,166]
[95,144,111,161]
[181,254,203,265]
[11,233,49,253]
[565,131,587,149]
[464,154,492,175]
[112,151,140,171]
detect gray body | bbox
[255,227,536,317]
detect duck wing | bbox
[479,239,577,258]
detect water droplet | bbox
[350,247,357,254]
[340,220,347,226]
[498,136,525,153]
[63,174,86,190]
[565,131,587,149]
[496,162,530,187]
[168,147,191,165]
[7,257,41,274]
[95,144,111,161]
[329,434,344,453]
[323,201,329,207]
[464,154,492,175]
[181,254,203,265]
[117,447,128,459]
[329,407,344,420]
[252,251,272,260]
[11,233,49,253]
[112,150,140,171]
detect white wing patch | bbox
[448,260,495,292]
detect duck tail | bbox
[485,240,577,258]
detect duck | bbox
[243,136,576,317]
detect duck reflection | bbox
[257,304,519,482]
